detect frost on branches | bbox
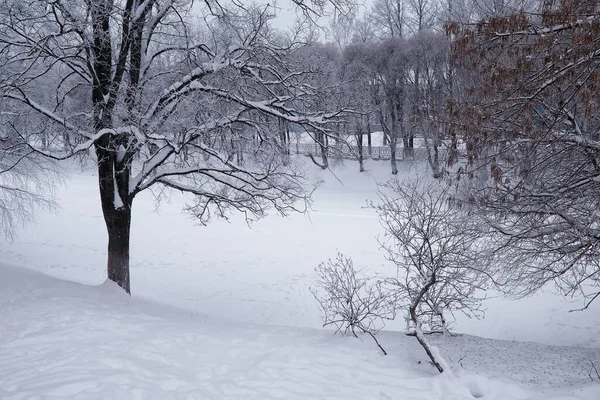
[314,179,492,373]
[0,0,345,293]
[450,0,600,309]
[376,179,491,373]
[311,252,396,355]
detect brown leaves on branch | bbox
[447,1,600,308]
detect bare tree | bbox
[406,31,450,178]
[451,0,600,308]
[340,43,379,172]
[367,38,408,174]
[311,252,397,354]
[351,16,378,44]
[375,179,491,373]
[0,0,345,293]
[405,0,437,164]
[328,10,357,52]
[407,0,437,33]
[0,129,59,237]
[366,2,411,173]
[291,42,345,170]
[0,61,60,237]
[370,0,406,39]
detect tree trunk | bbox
[424,133,441,178]
[279,118,288,149]
[433,143,439,177]
[367,118,372,156]
[449,125,458,166]
[356,122,364,172]
[278,118,289,165]
[409,66,420,160]
[413,323,444,373]
[448,106,458,168]
[95,137,134,294]
[105,206,132,294]
[447,35,458,167]
[89,0,134,294]
[320,133,329,168]
[310,131,328,169]
[398,84,412,160]
[409,273,445,373]
[390,132,398,174]
[388,93,399,175]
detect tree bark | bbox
[319,133,329,169]
[95,137,134,293]
[409,272,445,373]
[367,118,372,156]
[88,0,134,294]
[106,206,132,294]
[387,92,399,175]
[447,52,458,167]
[413,324,444,373]
[356,121,364,172]
[424,134,441,178]
[398,80,412,159]
[309,131,328,169]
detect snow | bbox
[132,0,151,22]
[113,175,124,209]
[1,263,599,399]
[1,157,600,398]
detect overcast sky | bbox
[269,0,371,34]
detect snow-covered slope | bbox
[1,158,600,398]
[1,263,598,399]
[0,159,598,348]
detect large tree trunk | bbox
[95,137,134,294]
[89,0,134,294]
[105,206,132,294]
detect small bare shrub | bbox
[311,252,396,354]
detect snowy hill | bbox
[1,159,600,398]
[1,263,599,399]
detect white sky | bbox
[269,0,372,34]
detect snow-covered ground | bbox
[2,263,599,399]
[1,157,600,398]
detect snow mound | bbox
[1,264,598,400]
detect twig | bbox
[364,330,388,356]
[569,292,600,313]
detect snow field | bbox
[1,264,599,399]
[1,159,597,347]
[1,158,600,399]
